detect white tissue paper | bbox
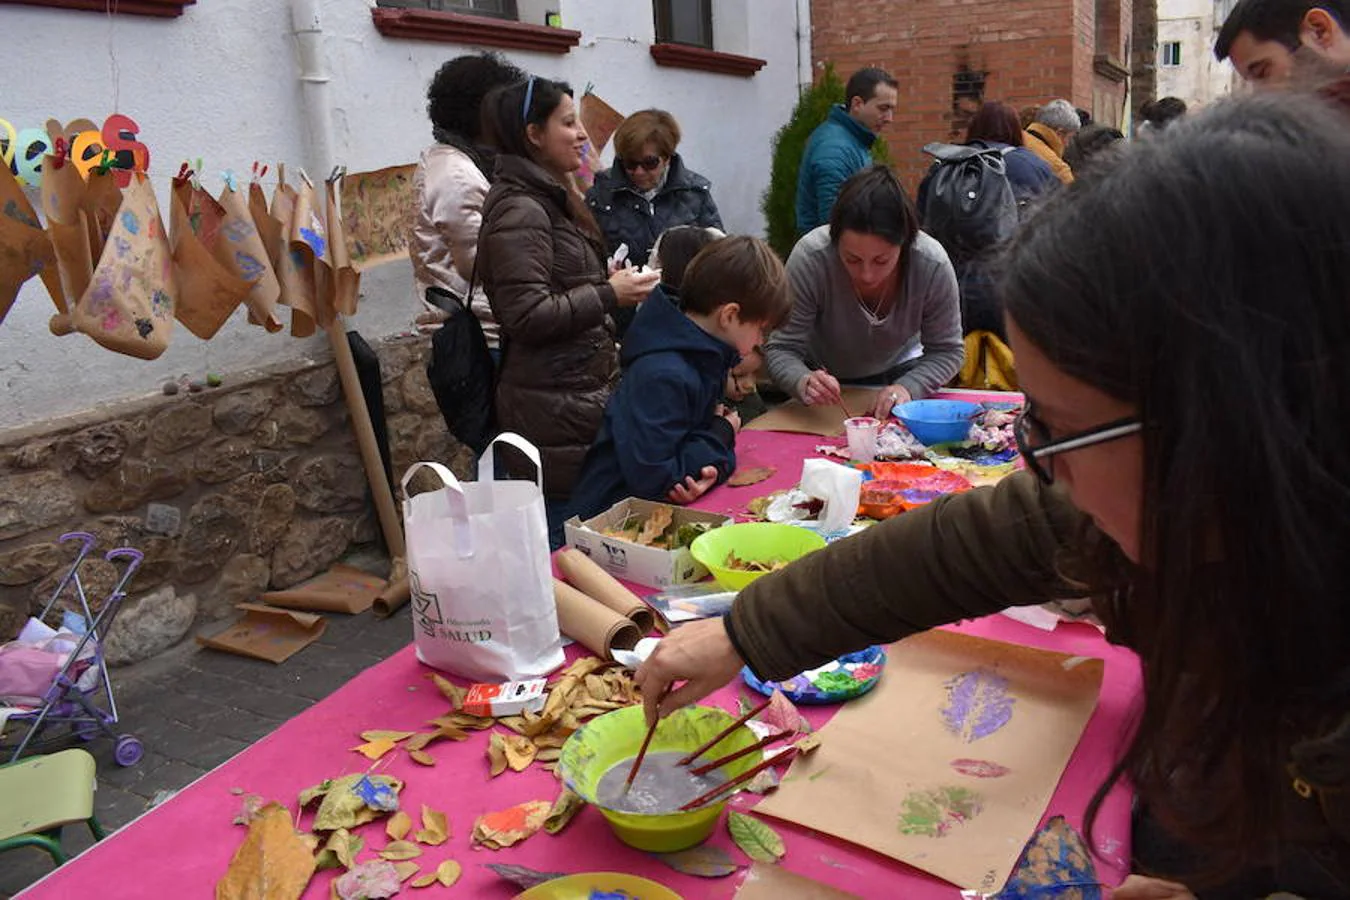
[799,459,863,537]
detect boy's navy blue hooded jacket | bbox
[570,286,738,519]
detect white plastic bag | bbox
[800,458,863,535]
[402,433,565,682]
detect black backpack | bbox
[424,276,495,457]
[918,143,1019,261]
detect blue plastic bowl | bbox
[892,399,981,446]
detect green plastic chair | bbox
[0,748,105,865]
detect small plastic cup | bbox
[845,416,879,462]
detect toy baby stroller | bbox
[1,533,144,766]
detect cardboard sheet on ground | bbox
[743,387,878,437]
[754,630,1104,893]
[340,164,416,271]
[735,862,861,899]
[260,564,387,615]
[197,602,327,663]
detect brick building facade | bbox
[811,0,1146,187]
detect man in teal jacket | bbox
[795,67,898,234]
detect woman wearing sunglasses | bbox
[586,109,724,338]
[636,92,1350,898]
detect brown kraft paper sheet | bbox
[268,176,317,338]
[552,578,640,661]
[0,163,62,322]
[218,184,283,331]
[168,180,251,340]
[753,629,1104,893]
[555,548,656,633]
[743,386,879,437]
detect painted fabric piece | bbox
[754,630,1103,893]
[994,815,1101,899]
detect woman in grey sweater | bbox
[765,165,964,419]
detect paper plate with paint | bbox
[853,463,972,519]
[514,871,683,900]
[742,646,886,705]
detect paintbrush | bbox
[624,684,672,790]
[678,747,800,811]
[687,730,793,776]
[677,697,771,765]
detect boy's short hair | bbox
[680,236,790,327]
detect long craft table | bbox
[20,395,1140,899]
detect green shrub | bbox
[761,63,892,259]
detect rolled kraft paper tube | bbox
[553,578,642,661]
[555,548,657,634]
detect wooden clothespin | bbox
[51,137,67,168]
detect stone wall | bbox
[0,334,473,666]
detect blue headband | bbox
[522,75,536,122]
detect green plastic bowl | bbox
[558,705,761,852]
[690,522,827,591]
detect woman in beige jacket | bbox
[409,52,525,355]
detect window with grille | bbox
[653,0,714,50]
[375,0,518,19]
[1161,41,1182,67]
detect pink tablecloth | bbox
[23,393,1141,899]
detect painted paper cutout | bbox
[100,114,149,188]
[289,177,333,328]
[41,155,96,313]
[217,184,282,331]
[323,176,359,317]
[168,172,250,339]
[268,175,317,338]
[993,815,1101,900]
[339,164,416,271]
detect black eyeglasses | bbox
[623,155,663,172]
[1014,405,1143,485]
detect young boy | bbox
[570,236,790,518]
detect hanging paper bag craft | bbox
[340,164,416,271]
[289,176,335,328]
[268,171,318,338]
[580,91,624,154]
[217,184,282,332]
[323,176,359,317]
[41,152,96,322]
[0,163,62,325]
[168,169,252,339]
[80,167,123,266]
[70,173,177,360]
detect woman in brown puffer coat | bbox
[478,77,659,542]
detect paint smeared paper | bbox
[941,670,1015,742]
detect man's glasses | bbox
[623,155,663,172]
[1014,405,1143,485]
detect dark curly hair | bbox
[426,52,526,145]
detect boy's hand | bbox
[720,407,742,432]
[667,466,718,504]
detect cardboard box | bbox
[563,499,731,589]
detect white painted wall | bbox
[1157,0,1238,110]
[0,0,804,429]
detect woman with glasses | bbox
[478,77,660,545]
[636,92,1350,898]
[586,109,724,338]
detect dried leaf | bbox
[635,505,673,546]
[471,800,552,850]
[583,674,610,701]
[393,861,420,882]
[415,805,450,846]
[231,793,266,826]
[378,839,422,861]
[445,712,494,730]
[435,860,462,887]
[216,803,316,900]
[728,465,777,487]
[534,747,562,763]
[229,786,246,795]
[410,871,439,888]
[503,733,537,771]
[408,748,436,766]
[497,715,529,735]
[653,844,742,877]
[334,860,401,900]
[483,863,567,890]
[728,812,786,863]
[351,738,399,761]
[386,811,412,842]
[404,732,437,752]
[298,778,335,809]
[360,730,415,744]
[487,732,508,777]
[758,689,806,736]
[314,848,341,872]
[543,788,584,834]
[311,775,403,832]
[430,674,466,709]
[435,724,470,742]
[744,768,781,794]
[325,828,364,869]
[532,733,568,750]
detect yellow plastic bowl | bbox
[690,522,827,590]
[558,705,761,852]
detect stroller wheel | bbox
[114,735,144,767]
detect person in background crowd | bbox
[917,101,1057,339]
[410,52,524,358]
[767,165,964,421]
[1076,107,1094,127]
[569,236,790,518]
[638,90,1350,900]
[1137,97,1188,138]
[1024,99,1080,184]
[795,67,898,234]
[1063,123,1126,173]
[648,224,724,305]
[586,110,723,339]
[1216,0,1350,84]
[1019,104,1042,130]
[477,76,660,545]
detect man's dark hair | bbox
[828,165,919,256]
[844,67,898,107]
[427,52,526,144]
[1216,0,1350,59]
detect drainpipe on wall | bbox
[289,0,408,573]
[796,0,812,92]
